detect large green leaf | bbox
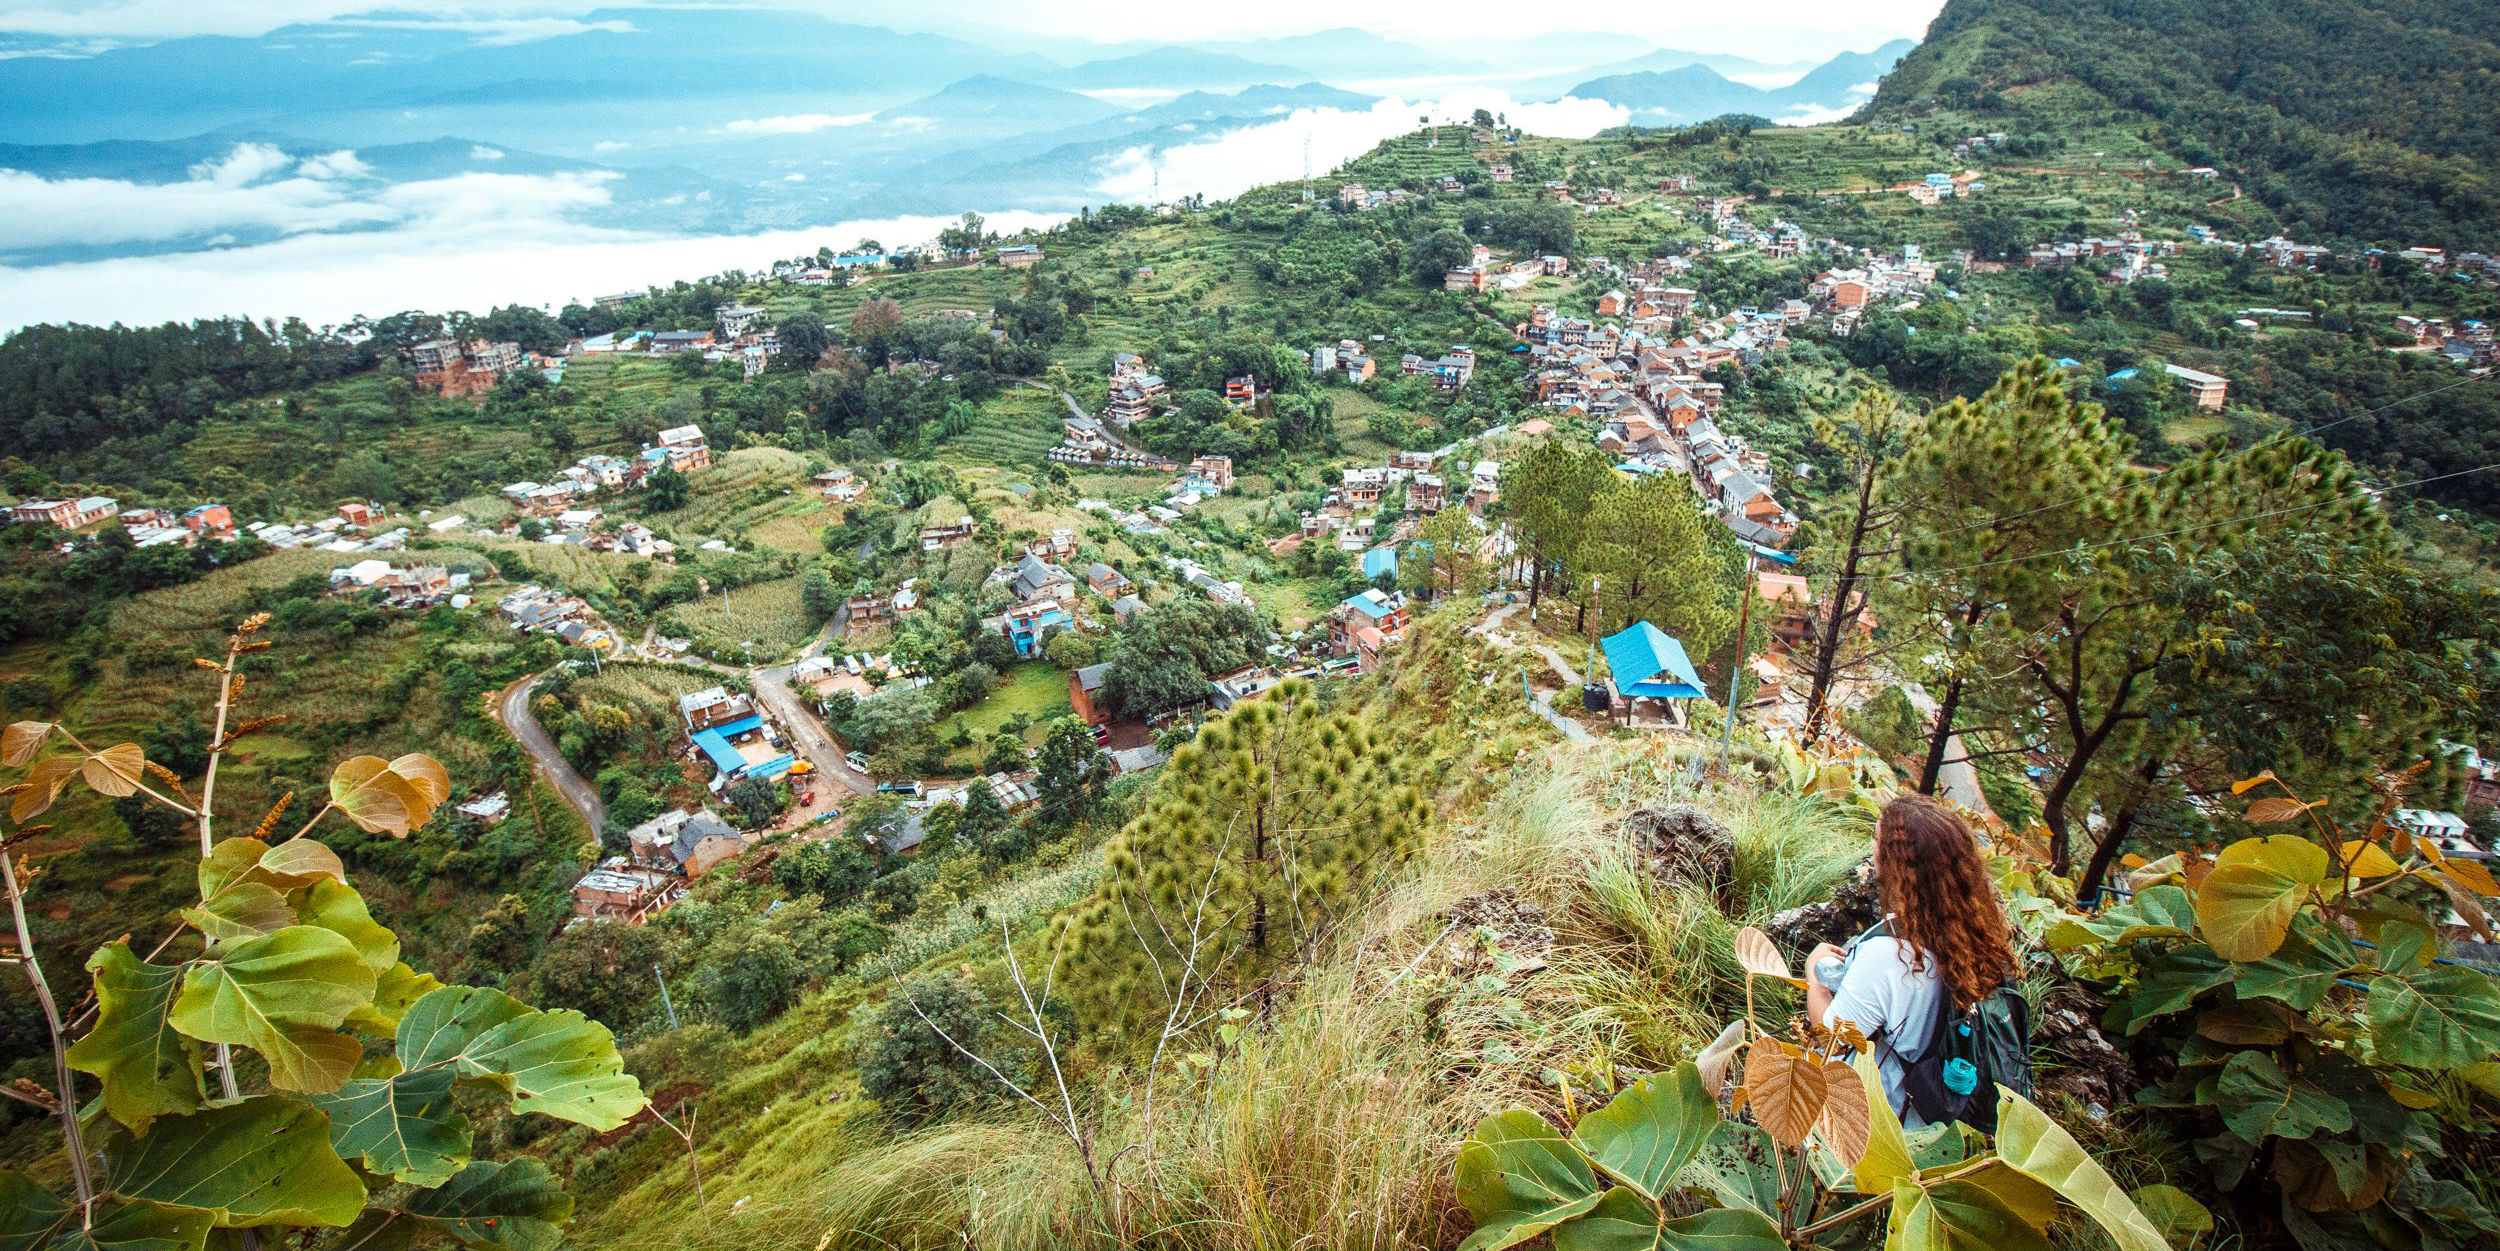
[296,880,400,974]
[309,1068,470,1187]
[1992,1087,2182,1251]
[102,1096,365,1228]
[168,925,375,1093]
[394,987,642,1130]
[2111,945,2232,1033]
[1550,1189,1784,1251]
[2195,836,2329,961]
[2049,885,2197,951]
[2131,1183,2213,1249]
[2234,917,2357,1010]
[1893,1177,2055,1251]
[1455,1109,1604,1251]
[65,943,203,1133]
[2215,1051,2352,1144]
[2366,965,2500,1069]
[181,882,293,945]
[0,1173,212,1251]
[392,1160,572,1251]
[196,839,274,898]
[1569,1063,1720,1202]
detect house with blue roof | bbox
[1361,546,1398,582]
[1601,621,1708,726]
[1330,588,1410,672]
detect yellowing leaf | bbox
[1850,1049,1914,1195]
[1740,1041,1827,1149]
[1,720,51,766]
[329,755,427,836]
[170,925,376,1093]
[10,756,78,822]
[2243,796,2311,824]
[2196,837,2330,961]
[2230,771,2279,795]
[1732,926,1792,982]
[2338,841,2403,879]
[387,753,450,809]
[79,743,147,798]
[1694,1020,1745,1099]
[258,838,347,886]
[1812,1056,1869,1167]
[1992,1087,2171,1251]
[2438,858,2500,897]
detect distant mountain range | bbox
[0,9,1923,266]
[1566,39,1917,124]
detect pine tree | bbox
[1798,392,1916,742]
[1053,682,1427,1035]
[1504,439,1615,613]
[1580,472,1747,663]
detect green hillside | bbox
[1866,0,2500,248]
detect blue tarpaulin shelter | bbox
[1601,622,1707,700]
[692,714,793,780]
[1362,546,1398,581]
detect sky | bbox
[0,0,1946,63]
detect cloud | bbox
[718,112,875,136]
[297,148,370,180]
[0,206,1065,330]
[469,144,505,160]
[1091,89,1625,204]
[782,173,807,182]
[591,140,629,153]
[0,144,613,253]
[187,141,292,186]
[1776,86,1878,126]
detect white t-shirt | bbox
[1820,934,1945,1127]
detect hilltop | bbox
[1866,0,2500,249]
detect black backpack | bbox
[1845,919,2034,1134]
[1895,980,2033,1134]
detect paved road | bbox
[497,675,606,832]
[749,661,874,797]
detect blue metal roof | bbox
[691,714,768,774]
[1342,589,1399,619]
[1601,622,1707,700]
[1362,546,1397,580]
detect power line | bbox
[1907,373,2491,544]
[1887,459,2500,583]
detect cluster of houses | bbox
[496,584,619,651]
[570,806,741,923]
[1807,246,1939,334]
[110,504,232,549]
[409,338,533,397]
[1103,352,1169,427]
[2025,233,2181,284]
[1337,182,1412,211]
[2393,316,2494,366]
[328,559,469,609]
[249,502,411,554]
[500,425,712,519]
[1052,412,1178,470]
[1445,245,1570,294]
[680,685,798,791]
[8,496,122,532]
[1907,171,1984,206]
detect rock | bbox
[1762,859,1883,953]
[1621,804,1737,906]
[2030,982,2133,1111]
[1441,888,1553,979]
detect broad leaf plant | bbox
[2043,765,2500,1250]
[0,616,647,1250]
[1453,924,2170,1250]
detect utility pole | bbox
[1721,570,1755,768]
[654,963,681,1030]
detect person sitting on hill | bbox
[1805,793,2021,1128]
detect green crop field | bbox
[661,574,821,662]
[929,660,1074,772]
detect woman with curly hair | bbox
[1805,793,2019,1126]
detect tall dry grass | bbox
[628,741,1874,1251]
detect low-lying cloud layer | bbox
[1092,89,1627,204]
[0,142,613,254]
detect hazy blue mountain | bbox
[0,9,1064,144]
[1132,83,1380,121]
[1190,28,1479,81]
[1565,40,1916,124]
[1055,48,1311,89]
[875,76,1130,130]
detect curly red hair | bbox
[1875,794,2016,1009]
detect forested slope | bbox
[1867,0,2500,249]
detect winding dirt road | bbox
[496,674,606,833]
